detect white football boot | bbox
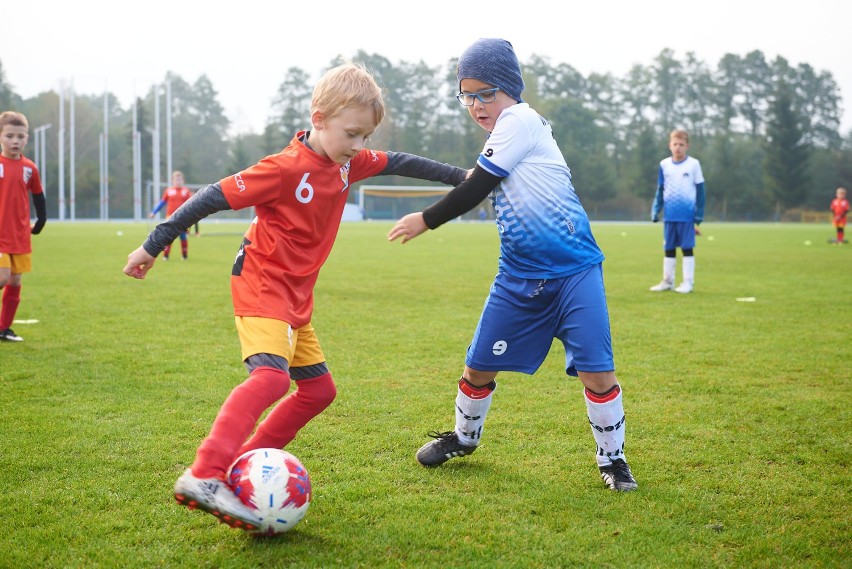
[174,468,261,531]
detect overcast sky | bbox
[8,0,851,134]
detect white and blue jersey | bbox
[656,156,704,222]
[476,104,604,279]
[466,104,613,376]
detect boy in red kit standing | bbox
[149,170,193,260]
[0,111,46,343]
[829,187,849,244]
[123,63,468,530]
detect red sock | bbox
[163,244,172,258]
[181,239,188,258]
[0,285,22,329]
[237,372,336,456]
[192,366,291,479]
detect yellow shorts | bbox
[0,252,32,273]
[235,316,325,367]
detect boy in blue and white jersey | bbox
[650,130,705,293]
[388,38,637,491]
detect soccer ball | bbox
[226,448,311,535]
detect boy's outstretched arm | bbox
[382,152,468,186]
[123,183,232,279]
[388,166,501,244]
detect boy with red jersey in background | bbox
[124,63,468,530]
[0,111,46,343]
[149,170,193,259]
[829,187,849,244]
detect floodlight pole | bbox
[58,86,65,221]
[132,98,142,221]
[152,83,161,213]
[69,84,76,221]
[166,79,173,180]
[101,89,109,220]
[32,124,52,199]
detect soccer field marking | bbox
[12,319,40,324]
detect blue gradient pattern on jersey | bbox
[657,156,704,222]
[479,153,603,279]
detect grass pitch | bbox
[0,221,849,568]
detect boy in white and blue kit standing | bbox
[388,38,637,491]
[650,129,705,293]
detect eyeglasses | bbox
[456,87,501,106]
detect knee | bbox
[299,372,337,408]
[579,371,618,394]
[464,367,498,388]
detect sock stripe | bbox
[584,384,621,404]
[459,378,496,400]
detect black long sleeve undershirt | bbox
[31,193,47,234]
[422,165,503,229]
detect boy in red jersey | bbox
[123,63,467,531]
[149,170,193,259]
[829,187,849,244]
[0,111,46,343]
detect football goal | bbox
[356,185,492,221]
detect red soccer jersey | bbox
[830,198,849,218]
[160,186,193,216]
[0,154,43,254]
[220,131,389,327]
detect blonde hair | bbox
[0,111,29,132]
[670,129,689,143]
[311,63,385,125]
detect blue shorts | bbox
[663,221,696,250]
[465,264,614,377]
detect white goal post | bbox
[356,185,492,221]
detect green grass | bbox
[1,221,849,568]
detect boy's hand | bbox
[123,246,157,279]
[388,212,428,244]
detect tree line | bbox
[1,48,849,221]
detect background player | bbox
[650,129,705,293]
[829,186,848,244]
[149,170,192,260]
[0,111,46,343]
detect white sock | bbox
[663,257,676,284]
[584,386,627,467]
[455,378,496,446]
[682,256,695,285]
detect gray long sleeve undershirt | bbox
[383,152,467,187]
[142,184,230,256]
[141,151,467,257]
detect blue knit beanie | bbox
[457,38,525,103]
